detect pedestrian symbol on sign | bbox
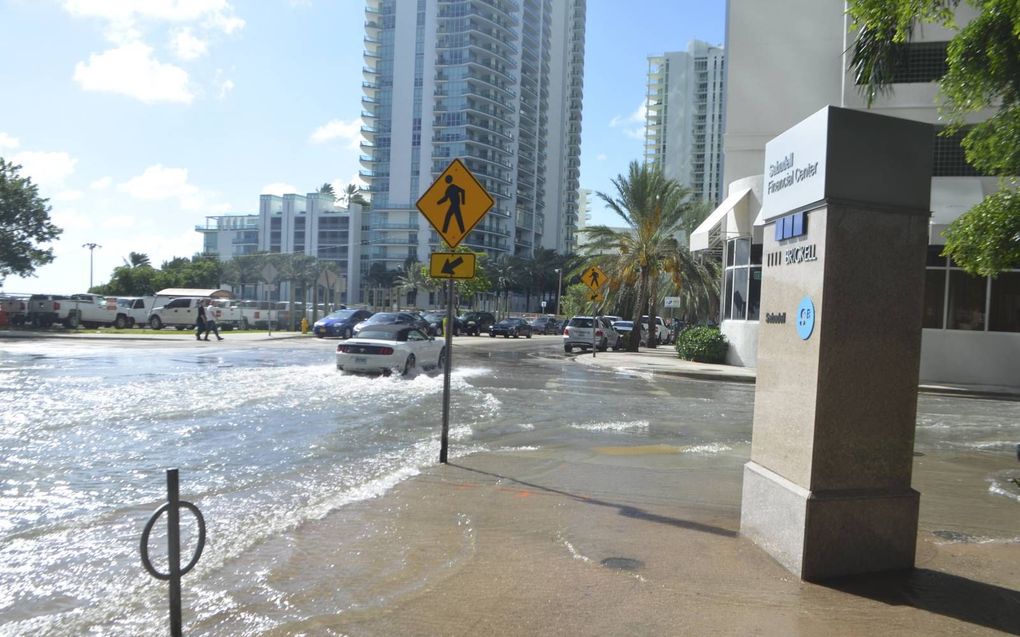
[438,176,466,235]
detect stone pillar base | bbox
[740,462,919,581]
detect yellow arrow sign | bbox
[429,252,477,280]
[416,158,494,249]
[588,291,604,302]
[581,265,609,291]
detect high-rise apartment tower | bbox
[644,41,726,204]
[360,0,586,275]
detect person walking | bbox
[202,299,224,341]
[195,300,207,341]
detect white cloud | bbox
[609,100,648,139]
[596,154,608,161]
[10,151,78,189]
[217,78,235,99]
[50,208,94,231]
[63,0,245,34]
[90,176,113,190]
[74,43,193,104]
[119,165,198,200]
[170,28,207,60]
[54,190,85,202]
[309,119,362,149]
[261,182,298,196]
[0,132,20,150]
[102,214,136,229]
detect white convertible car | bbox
[336,324,446,376]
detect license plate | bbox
[354,356,367,364]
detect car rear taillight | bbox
[337,344,347,352]
[379,347,394,355]
[595,329,603,337]
[53,302,60,310]
[563,326,569,335]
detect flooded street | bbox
[1,336,1017,635]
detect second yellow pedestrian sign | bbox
[416,158,494,248]
[581,264,608,291]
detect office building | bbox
[645,41,726,204]
[691,1,1018,388]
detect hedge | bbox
[675,326,728,363]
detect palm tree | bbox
[342,183,369,208]
[318,183,336,197]
[395,260,426,308]
[123,252,151,268]
[587,161,700,351]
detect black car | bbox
[490,317,533,339]
[530,316,560,334]
[312,308,373,339]
[458,311,496,336]
[353,311,431,336]
[422,311,466,336]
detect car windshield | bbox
[568,318,593,328]
[326,309,359,320]
[423,313,443,321]
[366,313,400,323]
[615,321,633,328]
[496,319,514,326]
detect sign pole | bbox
[440,278,454,463]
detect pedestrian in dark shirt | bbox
[195,301,207,341]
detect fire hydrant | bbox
[300,317,309,334]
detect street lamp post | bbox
[554,267,563,317]
[82,243,101,291]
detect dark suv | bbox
[458,311,496,336]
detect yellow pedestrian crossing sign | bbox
[429,252,477,280]
[416,158,494,249]
[581,265,608,291]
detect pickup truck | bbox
[0,295,29,326]
[115,297,155,328]
[207,300,245,330]
[26,293,132,328]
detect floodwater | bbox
[0,338,1017,635]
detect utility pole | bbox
[554,267,563,316]
[83,243,101,291]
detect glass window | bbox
[723,268,733,319]
[947,270,987,330]
[748,267,761,321]
[731,267,748,320]
[923,269,946,328]
[989,272,1020,333]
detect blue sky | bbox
[0,0,724,294]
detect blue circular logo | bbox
[796,297,815,340]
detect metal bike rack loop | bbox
[140,468,206,637]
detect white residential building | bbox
[645,41,726,204]
[360,0,586,288]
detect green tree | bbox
[847,0,1020,275]
[588,161,707,350]
[0,157,62,279]
[221,253,266,300]
[318,183,336,197]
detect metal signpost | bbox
[417,159,493,463]
[581,265,609,357]
[140,468,206,637]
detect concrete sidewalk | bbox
[573,344,1020,398]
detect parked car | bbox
[530,315,560,334]
[352,311,430,336]
[313,308,373,338]
[490,317,533,339]
[458,311,496,336]
[116,297,155,328]
[336,324,446,376]
[612,320,647,344]
[26,294,72,328]
[421,311,464,336]
[0,295,29,326]
[563,316,621,353]
[640,315,668,344]
[148,297,205,330]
